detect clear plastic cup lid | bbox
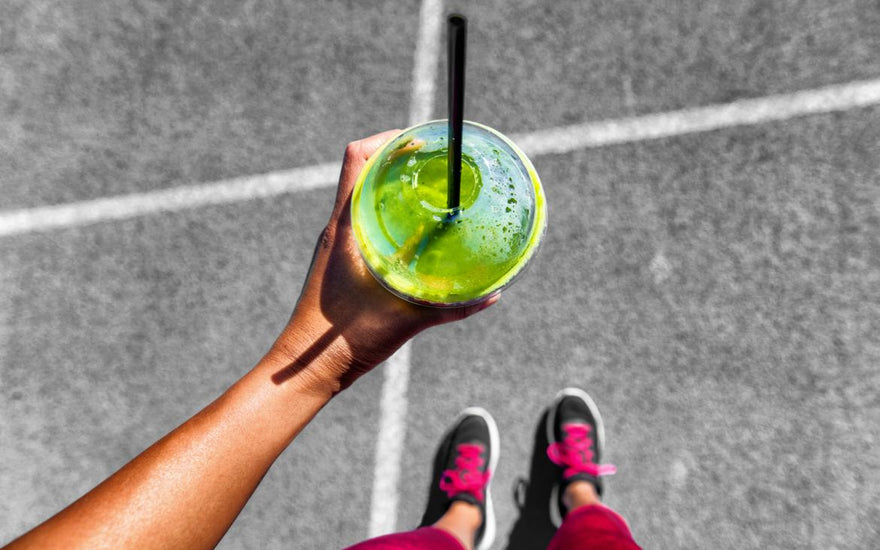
[352,120,547,307]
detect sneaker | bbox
[546,388,617,527]
[418,407,499,550]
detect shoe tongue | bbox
[440,440,490,504]
[562,418,589,430]
[450,492,480,507]
[559,419,591,447]
[564,471,598,485]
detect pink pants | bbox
[344,505,641,550]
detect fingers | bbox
[334,129,401,212]
[428,293,501,325]
[463,293,501,317]
[351,129,403,161]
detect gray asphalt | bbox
[0,1,417,209]
[2,1,880,549]
[402,108,880,548]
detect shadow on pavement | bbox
[503,409,557,550]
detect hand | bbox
[269,130,498,393]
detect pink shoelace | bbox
[547,423,617,479]
[439,443,492,503]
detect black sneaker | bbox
[546,388,617,527]
[418,407,499,550]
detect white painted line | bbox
[367,342,413,537]
[0,26,877,541]
[513,78,880,156]
[408,0,444,127]
[4,79,880,239]
[0,163,340,237]
[367,0,444,538]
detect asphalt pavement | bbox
[2,1,879,548]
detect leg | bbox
[547,502,640,550]
[432,500,483,550]
[343,526,465,550]
[344,408,498,550]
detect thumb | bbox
[338,130,401,194]
[332,129,402,223]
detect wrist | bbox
[260,309,357,398]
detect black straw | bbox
[447,14,467,211]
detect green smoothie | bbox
[352,120,546,306]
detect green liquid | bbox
[352,122,543,305]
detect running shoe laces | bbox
[439,443,492,503]
[547,423,617,479]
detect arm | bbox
[5,130,496,550]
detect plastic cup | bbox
[351,120,547,307]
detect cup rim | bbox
[351,120,547,307]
